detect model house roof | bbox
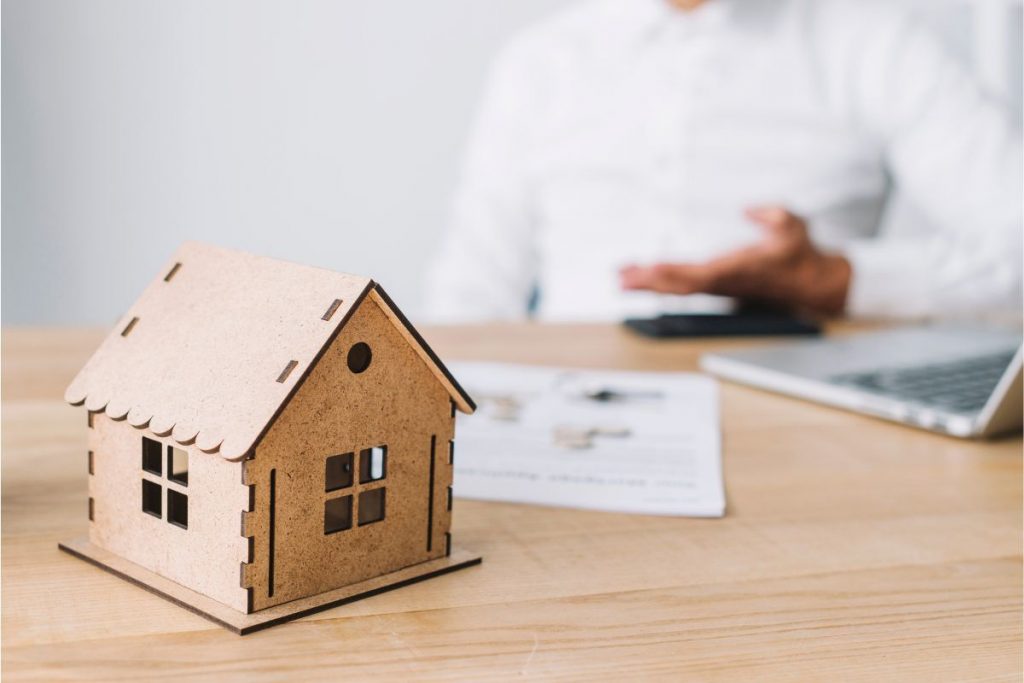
[65,242,475,461]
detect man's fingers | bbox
[620,263,712,294]
[745,205,806,239]
[744,205,789,225]
[745,205,811,261]
[621,248,765,295]
[621,207,846,314]
[745,205,797,227]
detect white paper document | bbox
[450,362,725,517]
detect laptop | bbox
[699,326,1022,438]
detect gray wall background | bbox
[2,0,575,325]
[3,1,1021,325]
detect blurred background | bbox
[3,0,1022,325]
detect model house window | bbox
[168,446,188,485]
[324,495,353,534]
[325,452,354,492]
[142,437,162,474]
[347,342,372,373]
[324,444,387,534]
[359,446,387,483]
[140,437,188,529]
[358,488,385,525]
[167,489,188,528]
[142,479,162,518]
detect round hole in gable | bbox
[347,342,372,374]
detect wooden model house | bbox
[59,242,479,633]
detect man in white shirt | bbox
[426,0,1023,322]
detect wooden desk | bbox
[3,326,1021,681]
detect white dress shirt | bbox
[425,0,1023,322]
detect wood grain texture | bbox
[3,325,1021,682]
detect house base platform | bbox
[58,536,482,635]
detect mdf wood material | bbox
[88,413,250,611]
[61,243,473,463]
[55,244,478,627]
[3,325,1021,681]
[58,537,481,635]
[63,242,375,461]
[243,296,456,611]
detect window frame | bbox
[140,436,189,530]
[323,443,388,535]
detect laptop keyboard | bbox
[829,350,1016,414]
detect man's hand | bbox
[619,206,852,315]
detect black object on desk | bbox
[623,312,822,338]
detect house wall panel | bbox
[88,415,250,612]
[244,294,455,611]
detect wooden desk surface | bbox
[3,325,1021,681]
